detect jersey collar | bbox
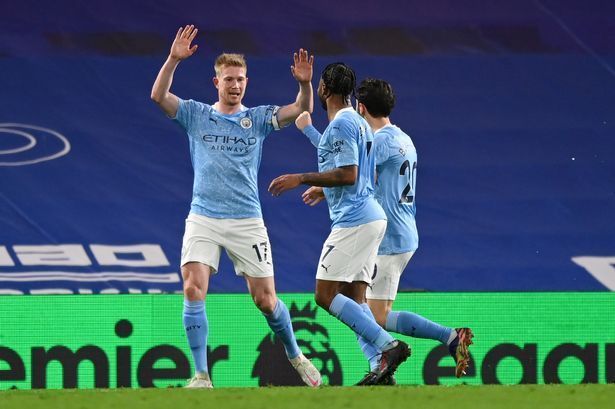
[211,104,248,116]
[333,107,355,120]
[374,123,396,135]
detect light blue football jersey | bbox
[373,124,418,254]
[308,107,386,228]
[173,98,279,219]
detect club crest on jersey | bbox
[240,117,253,129]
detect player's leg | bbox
[182,262,213,388]
[225,217,321,387]
[368,252,474,377]
[245,275,300,359]
[225,219,300,358]
[339,280,368,304]
[341,234,403,385]
[315,220,410,383]
[382,301,473,378]
[339,281,381,375]
[180,214,224,388]
[245,275,321,387]
[339,281,386,383]
[367,299,393,328]
[371,253,453,343]
[316,278,409,384]
[316,279,385,341]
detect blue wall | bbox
[1,1,614,293]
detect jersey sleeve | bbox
[172,98,206,135]
[329,118,359,168]
[302,125,322,147]
[253,105,280,136]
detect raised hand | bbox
[290,48,314,84]
[295,111,312,131]
[302,186,325,206]
[170,25,199,61]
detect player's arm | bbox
[295,111,322,147]
[275,49,314,128]
[151,25,199,117]
[268,166,357,197]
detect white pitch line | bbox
[0,271,181,283]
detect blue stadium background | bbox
[0,0,614,294]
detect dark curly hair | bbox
[356,78,395,118]
[321,62,356,100]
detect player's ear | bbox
[357,102,365,116]
[213,76,219,89]
[321,84,331,99]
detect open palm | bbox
[291,48,314,83]
[170,25,199,60]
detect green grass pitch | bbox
[2,385,614,409]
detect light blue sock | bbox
[386,311,452,344]
[183,299,208,374]
[264,299,302,359]
[329,294,395,350]
[357,303,381,371]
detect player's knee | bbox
[183,283,203,301]
[374,313,387,328]
[314,291,332,311]
[253,293,276,314]
[370,304,391,327]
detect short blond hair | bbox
[214,53,247,77]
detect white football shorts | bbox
[315,219,386,283]
[366,251,415,300]
[181,213,274,278]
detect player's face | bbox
[317,79,327,111]
[214,65,248,106]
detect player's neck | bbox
[326,98,352,122]
[367,117,391,133]
[213,101,243,115]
